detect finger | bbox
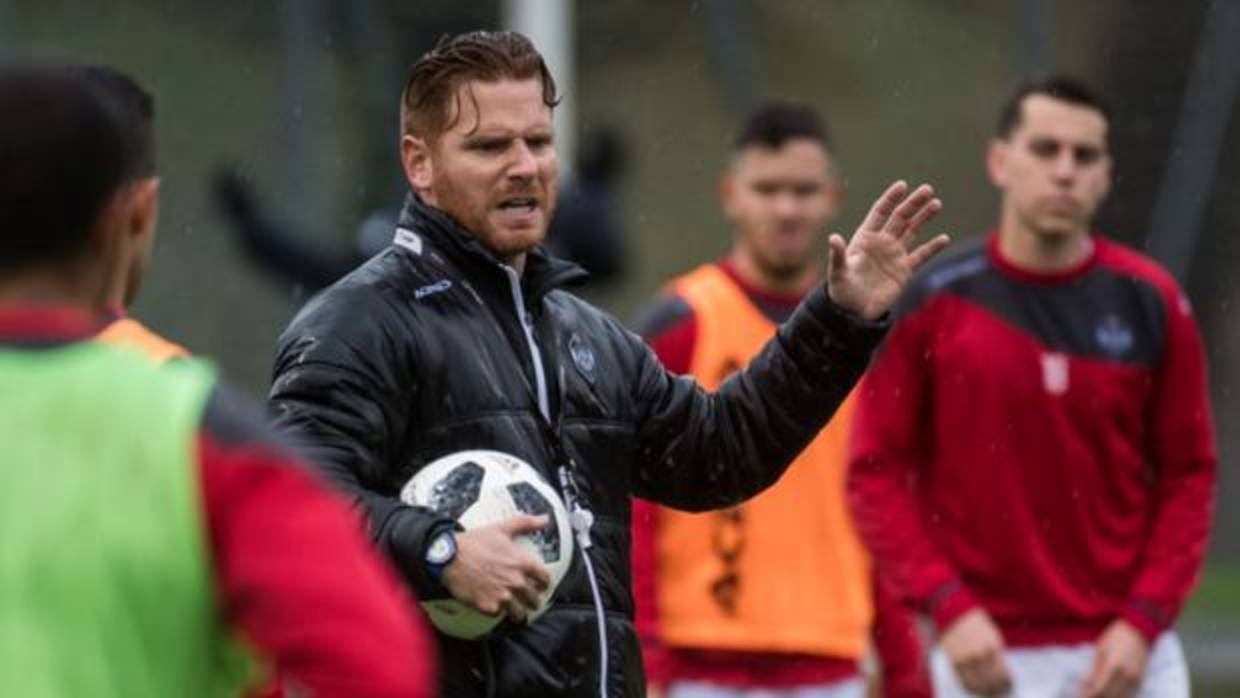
[827,233,847,280]
[1080,651,1108,698]
[1093,663,1137,698]
[900,197,942,243]
[503,599,528,624]
[984,654,1013,696]
[955,658,989,695]
[495,591,528,624]
[907,234,952,272]
[1087,668,1117,698]
[475,596,503,616]
[510,580,543,612]
[960,669,1001,696]
[882,184,936,239]
[522,561,552,592]
[1114,671,1140,698]
[964,659,993,696]
[859,180,909,232]
[500,513,550,536]
[955,663,982,694]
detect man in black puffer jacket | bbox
[268,30,948,698]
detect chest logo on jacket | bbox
[568,333,597,385]
[414,279,453,300]
[1094,313,1134,358]
[1041,352,1070,395]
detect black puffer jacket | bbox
[268,195,886,698]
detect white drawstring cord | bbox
[571,505,608,698]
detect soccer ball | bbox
[399,449,574,639]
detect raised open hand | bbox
[827,181,950,319]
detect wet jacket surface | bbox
[268,195,887,698]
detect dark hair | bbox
[401,31,558,139]
[733,100,831,152]
[0,63,132,273]
[997,75,1112,138]
[74,64,155,178]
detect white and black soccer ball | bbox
[399,449,573,639]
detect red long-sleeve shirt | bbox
[632,261,931,696]
[848,235,1216,647]
[1,306,436,698]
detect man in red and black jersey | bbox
[847,77,1216,698]
[632,102,931,698]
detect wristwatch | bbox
[424,529,458,582]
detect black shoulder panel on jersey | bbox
[202,382,299,452]
[946,259,1168,365]
[894,238,989,320]
[630,294,693,340]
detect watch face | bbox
[427,533,456,565]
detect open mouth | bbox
[498,197,538,214]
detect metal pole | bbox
[0,1,12,59]
[280,0,321,230]
[707,0,761,116]
[345,0,405,208]
[1019,0,1052,77]
[1146,0,1240,281]
[504,0,575,175]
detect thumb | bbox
[827,233,847,281]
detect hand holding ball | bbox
[400,450,574,638]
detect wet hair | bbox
[997,75,1112,139]
[74,64,155,178]
[0,63,132,273]
[733,100,831,152]
[400,30,559,139]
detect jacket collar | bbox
[396,193,588,303]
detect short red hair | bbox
[400,31,559,140]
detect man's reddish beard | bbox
[429,173,556,254]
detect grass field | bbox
[1182,562,1240,693]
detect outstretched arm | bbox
[631,182,949,511]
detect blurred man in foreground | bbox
[0,62,435,698]
[848,76,1216,698]
[631,101,929,698]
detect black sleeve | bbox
[629,285,887,511]
[267,324,455,601]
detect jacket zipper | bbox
[503,265,608,698]
[501,265,550,422]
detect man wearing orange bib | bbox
[631,102,930,698]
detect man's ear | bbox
[986,138,1008,188]
[718,171,738,221]
[401,134,434,196]
[129,178,160,244]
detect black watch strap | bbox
[424,527,458,582]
